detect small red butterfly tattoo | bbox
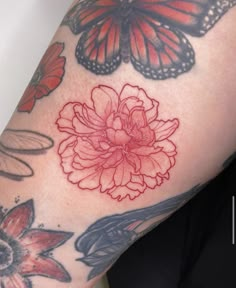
[62,0,236,80]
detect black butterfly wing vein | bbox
[64,0,236,79]
[76,17,122,75]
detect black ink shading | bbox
[75,184,203,280]
[62,0,236,80]
[0,199,73,287]
[14,196,20,204]
[0,129,54,181]
[222,151,236,169]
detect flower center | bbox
[0,240,13,271]
[31,66,43,85]
[0,230,23,277]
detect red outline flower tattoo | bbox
[0,200,73,287]
[18,42,66,113]
[56,84,179,201]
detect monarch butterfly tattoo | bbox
[62,0,236,80]
[0,129,54,181]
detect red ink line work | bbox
[56,84,179,201]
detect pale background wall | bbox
[0,0,70,132]
[0,1,108,287]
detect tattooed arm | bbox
[0,0,236,287]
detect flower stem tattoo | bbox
[75,184,203,280]
[17,42,66,113]
[0,200,73,287]
[62,0,236,80]
[56,84,179,201]
[0,129,54,181]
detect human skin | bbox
[0,1,236,287]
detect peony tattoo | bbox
[0,200,73,287]
[18,42,66,113]
[56,84,179,201]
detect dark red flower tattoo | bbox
[18,42,66,113]
[0,200,73,287]
[56,84,179,201]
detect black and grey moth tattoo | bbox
[0,129,54,181]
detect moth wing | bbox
[0,150,33,180]
[0,129,54,154]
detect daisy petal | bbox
[20,229,73,254]
[17,42,65,113]
[0,200,34,238]
[2,273,32,288]
[18,86,36,112]
[19,256,71,282]
[42,42,64,66]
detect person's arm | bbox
[1,1,236,287]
